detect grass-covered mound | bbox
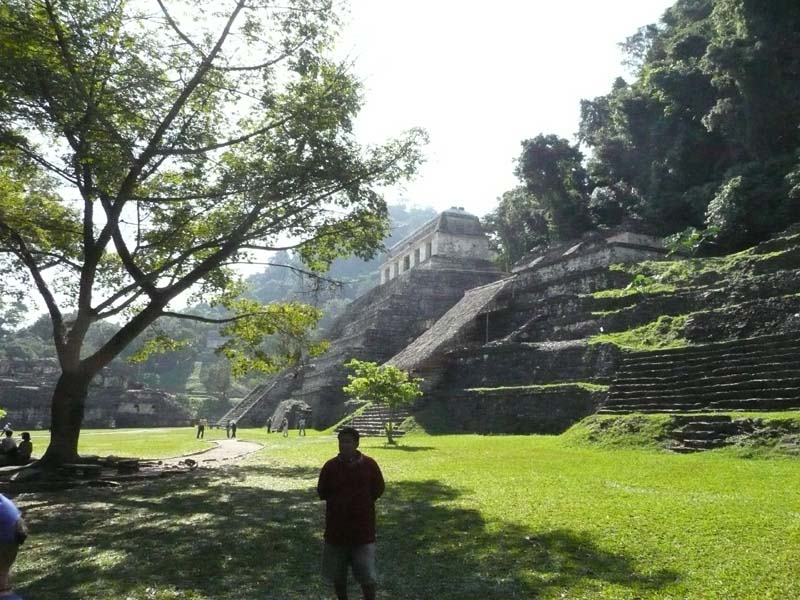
[564,412,800,458]
[12,427,800,599]
[562,413,674,450]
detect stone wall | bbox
[388,231,667,433]
[425,386,604,435]
[442,341,622,390]
[290,264,502,427]
[0,382,191,429]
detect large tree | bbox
[515,134,592,241]
[0,0,425,465]
[578,0,800,249]
[482,186,550,269]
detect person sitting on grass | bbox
[14,434,32,466]
[0,432,16,466]
[0,494,28,599]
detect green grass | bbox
[589,314,690,350]
[12,428,800,599]
[22,428,233,460]
[25,427,288,460]
[594,233,800,299]
[562,413,674,450]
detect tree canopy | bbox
[579,0,800,251]
[343,359,422,444]
[487,0,800,258]
[0,0,425,464]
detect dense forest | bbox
[486,0,800,266]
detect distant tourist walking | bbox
[281,417,289,437]
[197,418,207,439]
[298,418,306,436]
[317,427,384,600]
[266,417,272,434]
[226,420,232,438]
[230,420,237,438]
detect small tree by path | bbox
[343,359,422,444]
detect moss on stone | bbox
[588,314,690,350]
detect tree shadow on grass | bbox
[379,481,679,598]
[15,465,677,599]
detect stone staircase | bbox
[336,404,412,438]
[601,333,800,413]
[215,381,273,427]
[666,415,753,453]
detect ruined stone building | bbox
[0,358,192,429]
[218,213,800,436]
[220,211,680,430]
[379,207,494,284]
[220,208,502,428]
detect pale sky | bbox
[337,0,675,218]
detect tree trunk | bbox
[40,371,91,466]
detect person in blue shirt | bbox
[0,494,27,599]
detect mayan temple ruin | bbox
[218,207,503,428]
[223,211,800,441]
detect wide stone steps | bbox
[665,415,755,453]
[619,346,800,372]
[215,382,271,426]
[336,405,412,437]
[620,333,799,363]
[602,333,800,413]
[615,366,797,386]
[600,397,800,413]
[610,379,800,398]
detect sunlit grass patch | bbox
[12,430,800,599]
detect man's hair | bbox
[337,427,360,445]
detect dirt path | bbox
[160,438,263,468]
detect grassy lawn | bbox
[23,427,234,461]
[10,429,800,599]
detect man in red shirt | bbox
[317,427,385,600]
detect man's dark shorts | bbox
[322,542,377,585]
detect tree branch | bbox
[156,0,206,59]
[154,115,291,156]
[5,230,66,358]
[117,0,247,197]
[161,311,256,324]
[213,32,314,72]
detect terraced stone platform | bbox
[336,404,411,438]
[601,333,800,414]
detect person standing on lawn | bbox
[317,427,385,600]
[196,418,206,439]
